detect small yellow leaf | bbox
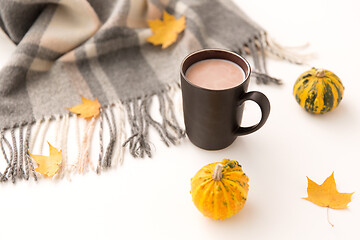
[304,172,354,209]
[147,11,186,49]
[29,142,62,177]
[68,96,101,119]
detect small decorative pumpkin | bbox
[190,159,249,220]
[293,68,344,114]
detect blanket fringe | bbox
[122,89,185,159]
[24,123,37,181]
[123,98,153,158]
[18,124,25,179]
[96,107,117,173]
[10,128,18,183]
[38,117,50,154]
[74,117,96,174]
[56,114,69,179]
[96,108,104,174]
[262,32,314,65]
[0,83,185,182]
[96,103,125,173]
[112,102,126,167]
[0,130,12,182]
[0,123,38,182]
[102,108,117,168]
[237,32,312,85]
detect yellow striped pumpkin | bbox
[190,159,249,220]
[293,68,344,114]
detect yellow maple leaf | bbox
[68,96,101,119]
[147,11,186,49]
[29,142,62,177]
[304,172,354,209]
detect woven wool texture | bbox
[0,0,287,182]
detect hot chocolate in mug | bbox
[180,49,270,150]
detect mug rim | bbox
[180,48,251,92]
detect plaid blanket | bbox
[0,0,287,183]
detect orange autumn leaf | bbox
[29,142,62,177]
[304,172,354,209]
[68,96,101,119]
[147,11,186,49]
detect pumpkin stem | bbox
[315,69,326,78]
[212,163,223,181]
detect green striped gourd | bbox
[293,68,344,114]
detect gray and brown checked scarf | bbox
[0,0,295,183]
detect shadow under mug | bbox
[180,49,271,150]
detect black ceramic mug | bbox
[180,49,270,150]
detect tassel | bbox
[123,99,152,158]
[54,115,61,146]
[55,114,70,179]
[160,92,185,140]
[29,120,41,152]
[23,124,31,180]
[61,114,70,176]
[26,154,38,181]
[102,108,117,168]
[96,108,104,174]
[76,117,96,174]
[248,39,262,73]
[257,35,268,75]
[17,124,25,179]
[10,128,17,183]
[25,123,38,181]
[38,117,50,154]
[144,97,172,147]
[112,102,126,166]
[252,70,282,85]
[0,130,12,182]
[74,115,81,166]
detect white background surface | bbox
[1,0,360,239]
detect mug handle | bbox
[235,91,271,136]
